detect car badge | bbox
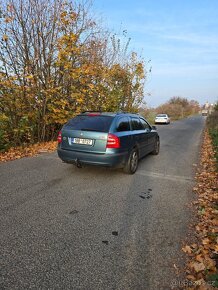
[80,133,83,136]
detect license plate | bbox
[69,138,93,145]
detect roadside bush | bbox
[139,108,157,124]
[156,97,200,120]
[207,109,218,170]
[0,129,8,152]
[0,114,10,152]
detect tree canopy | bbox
[0,0,147,150]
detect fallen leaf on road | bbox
[182,245,193,254]
[173,263,179,274]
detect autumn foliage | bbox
[182,130,218,289]
[0,0,146,151]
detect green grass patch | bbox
[207,111,218,171]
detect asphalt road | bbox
[0,116,205,290]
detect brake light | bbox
[57,131,62,143]
[106,134,120,148]
[88,113,101,116]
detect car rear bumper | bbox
[57,148,128,168]
[155,119,169,124]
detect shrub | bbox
[207,110,218,170]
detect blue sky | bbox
[92,0,218,107]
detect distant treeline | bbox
[156,97,200,119]
[141,97,200,124]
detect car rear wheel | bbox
[151,139,160,155]
[123,148,139,174]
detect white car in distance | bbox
[155,114,170,124]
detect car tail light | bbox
[106,134,120,148]
[57,131,62,143]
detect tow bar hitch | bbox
[75,158,82,168]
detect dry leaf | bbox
[182,245,192,254]
[192,262,205,272]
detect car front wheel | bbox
[123,148,139,174]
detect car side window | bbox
[116,117,130,132]
[140,118,151,130]
[131,117,144,130]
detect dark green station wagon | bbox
[57,111,160,174]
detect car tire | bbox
[123,148,139,174]
[151,139,160,155]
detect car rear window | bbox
[64,115,114,132]
[157,114,167,117]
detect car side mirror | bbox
[152,126,157,130]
